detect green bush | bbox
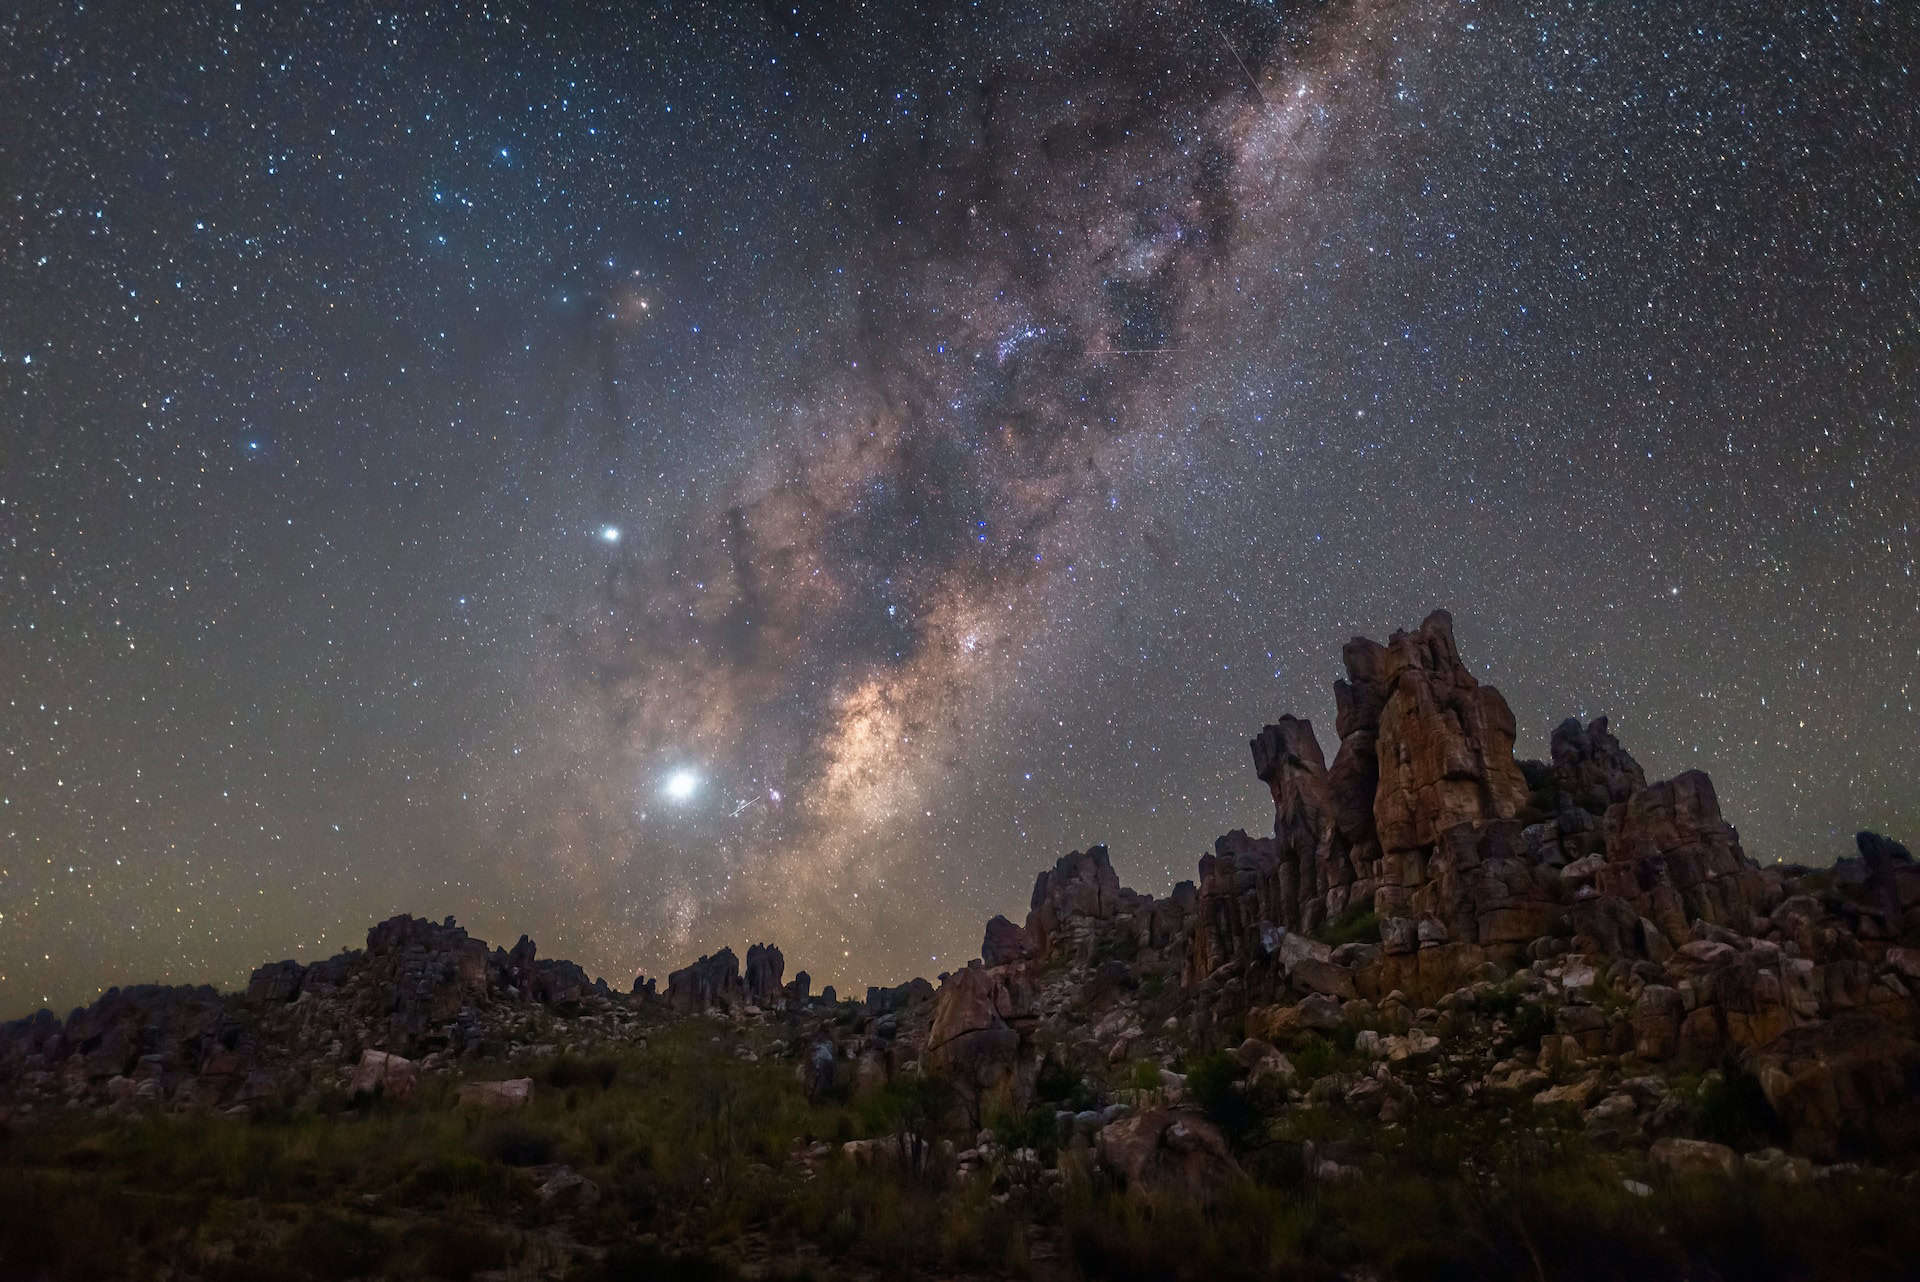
[1184,1050,1257,1147]
[986,1103,1061,1162]
[472,1119,557,1167]
[1035,1056,1095,1111]
[1317,903,1380,947]
[1290,1034,1342,1081]
[1696,1067,1787,1151]
[1511,1000,1556,1048]
[544,1052,621,1091]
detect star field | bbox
[4,1,1916,1016]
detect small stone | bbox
[1649,1137,1738,1178]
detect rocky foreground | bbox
[4,610,1920,1281]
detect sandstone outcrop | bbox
[745,943,786,1005]
[667,948,743,1011]
[981,915,1034,968]
[1026,846,1122,958]
[930,611,1920,1167]
[925,962,1032,1084]
[1373,610,1531,856]
[1551,716,1647,813]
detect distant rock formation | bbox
[1026,846,1122,956]
[8,608,1920,1170]
[745,943,786,1005]
[667,947,743,1011]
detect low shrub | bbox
[1184,1050,1257,1147]
[1317,904,1380,947]
[471,1119,557,1167]
[544,1052,621,1092]
[1695,1066,1787,1151]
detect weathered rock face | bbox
[1748,1012,1920,1160]
[1551,716,1647,813]
[364,915,493,1045]
[247,960,305,1004]
[925,963,1032,1085]
[1026,846,1122,957]
[1856,830,1920,927]
[1373,610,1530,857]
[745,943,786,1005]
[1190,612,1547,979]
[1186,831,1281,984]
[1324,636,1390,921]
[1594,771,1767,943]
[1252,717,1336,933]
[1179,610,1797,989]
[667,948,743,1011]
[1095,1108,1243,1203]
[981,915,1034,968]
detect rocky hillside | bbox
[4,610,1919,1281]
[919,610,1920,1168]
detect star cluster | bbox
[4,1,1915,1015]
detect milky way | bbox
[6,1,1916,1013]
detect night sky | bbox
[5,1,1916,1017]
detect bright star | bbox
[599,525,621,544]
[663,769,699,802]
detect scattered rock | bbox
[457,1078,533,1111]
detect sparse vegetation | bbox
[1315,903,1380,947]
[5,1016,1919,1280]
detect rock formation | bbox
[1551,715,1647,812]
[1372,609,1530,857]
[1025,845,1122,957]
[4,608,1917,1181]
[745,943,786,1005]
[667,947,743,1011]
[981,915,1034,968]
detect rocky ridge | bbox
[915,609,1920,1179]
[4,610,1918,1194]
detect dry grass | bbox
[4,1020,1918,1280]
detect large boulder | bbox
[925,963,1031,1081]
[1748,1013,1920,1160]
[1095,1108,1243,1203]
[457,1078,533,1111]
[1858,830,1920,922]
[1650,1137,1738,1179]
[246,960,306,1004]
[348,1049,418,1101]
